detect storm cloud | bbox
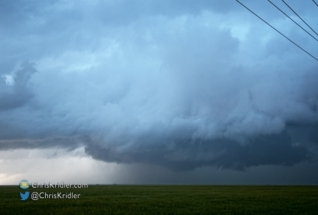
[1,0,318,176]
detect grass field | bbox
[0,185,317,214]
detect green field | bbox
[0,185,317,214]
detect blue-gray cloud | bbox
[0,0,318,172]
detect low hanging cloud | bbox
[0,0,318,171]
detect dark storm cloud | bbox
[0,0,318,172]
[84,129,311,171]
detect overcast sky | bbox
[1,0,318,185]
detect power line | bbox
[268,0,318,42]
[282,0,318,36]
[236,0,318,62]
[313,0,318,7]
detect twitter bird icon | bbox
[20,192,30,201]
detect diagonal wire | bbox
[268,0,318,42]
[313,0,318,7]
[236,0,318,62]
[282,0,318,35]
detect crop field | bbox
[0,185,317,215]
